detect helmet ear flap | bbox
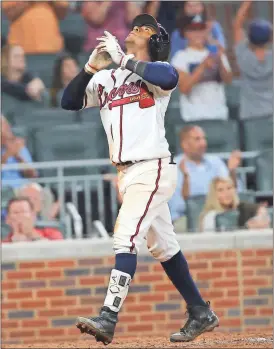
[148,25,170,62]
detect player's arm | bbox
[97,31,178,91]
[61,47,111,111]
[233,1,252,44]
[125,60,179,91]
[61,69,94,111]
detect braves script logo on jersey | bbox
[98,79,155,110]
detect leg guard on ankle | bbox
[104,269,131,312]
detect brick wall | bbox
[2,248,272,345]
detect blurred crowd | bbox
[1,1,273,242]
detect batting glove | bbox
[97,31,134,69]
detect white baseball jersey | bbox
[84,66,174,163]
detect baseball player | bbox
[62,14,219,345]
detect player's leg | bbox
[147,204,219,342]
[76,166,164,344]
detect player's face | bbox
[216,180,235,208]
[125,25,156,49]
[185,29,207,46]
[9,45,25,72]
[61,58,79,85]
[182,127,207,159]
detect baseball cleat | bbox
[76,306,118,345]
[170,301,219,342]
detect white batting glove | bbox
[97,31,134,69]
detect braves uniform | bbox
[62,13,219,346]
[84,67,180,260]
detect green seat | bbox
[14,108,77,127]
[225,80,240,108]
[255,149,273,191]
[1,223,11,240]
[238,191,256,203]
[26,54,57,87]
[79,107,102,124]
[33,123,108,177]
[185,195,206,232]
[267,208,273,227]
[215,210,240,232]
[1,186,15,209]
[175,120,240,155]
[242,116,273,151]
[1,93,18,123]
[1,13,9,42]
[60,13,86,54]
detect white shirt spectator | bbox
[171,48,229,122]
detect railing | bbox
[2,151,264,237]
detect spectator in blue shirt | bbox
[168,125,241,232]
[1,115,37,189]
[170,1,226,60]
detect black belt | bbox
[114,160,144,167]
[114,154,176,167]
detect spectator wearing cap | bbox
[2,1,68,54]
[3,197,63,243]
[171,13,232,122]
[170,1,226,59]
[233,1,273,119]
[168,125,242,232]
[82,1,142,52]
[1,115,37,189]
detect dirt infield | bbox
[2,332,273,349]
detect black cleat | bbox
[170,301,219,342]
[76,306,118,345]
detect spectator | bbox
[144,1,180,37]
[1,115,37,189]
[1,44,46,102]
[82,1,142,52]
[3,197,63,243]
[233,1,273,119]
[18,183,60,220]
[2,1,68,54]
[51,53,79,107]
[171,1,226,59]
[168,125,241,232]
[199,177,270,231]
[171,13,232,121]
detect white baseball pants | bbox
[113,157,180,262]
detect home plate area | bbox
[2,332,273,348]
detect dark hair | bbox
[7,196,34,213]
[51,52,78,107]
[176,1,207,32]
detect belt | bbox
[113,160,145,168]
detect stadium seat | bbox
[238,190,256,203]
[1,186,15,209]
[267,207,273,227]
[13,108,78,127]
[242,116,273,151]
[33,123,108,177]
[255,149,273,192]
[26,54,57,87]
[1,93,17,124]
[1,13,9,44]
[175,120,240,155]
[60,13,86,54]
[1,223,11,240]
[79,107,102,124]
[185,195,206,232]
[225,80,240,108]
[215,210,240,232]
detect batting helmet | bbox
[131,14,170,62]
